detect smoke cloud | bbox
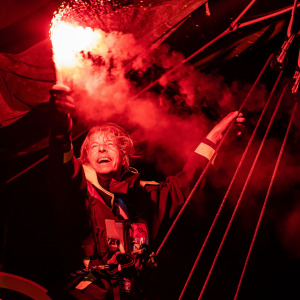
[55,28,250,175]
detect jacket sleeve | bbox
[48,132,90,242]
[143,138,216,244]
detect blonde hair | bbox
[79,123,137,170]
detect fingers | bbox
[224,111,245,124]
[217,111,238,131]
[50,83,71,95]
[234,112,246,124]
[236,117,245,124]
[224,111,246,137]
[205,111,246,144]
[50,84,75,114]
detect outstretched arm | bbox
[147,111,246,242]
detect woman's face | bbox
[86,132,124,179]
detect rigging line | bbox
[134,0,257,100]
[238,3,300,30]
[287,0,299,38]
[234,100,299,300]
[197,83,289,300]
[229,0,257,30]
[178,67,283,300]
[237,54,273,113]
[156,54,273,257]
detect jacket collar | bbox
[82,164,140,208]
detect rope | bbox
[156,54,273,257]
[178,66,283,299]
[238,3,300,30]
[229,0,257,30]
[197,83,288,300]
[233,100,299,300]
[287,0,299,38]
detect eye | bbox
[106,141,116,147]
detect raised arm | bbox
[145,111,245,243]
[48,84,84,192]
[48,84,76,164]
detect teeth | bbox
[98,158,111,163]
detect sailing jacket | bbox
[48,132,216,298]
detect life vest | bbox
[81,179,152,272]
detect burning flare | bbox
[50,18,103,82]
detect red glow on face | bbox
[87,132,124,179]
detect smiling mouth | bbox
[97,158,111,164]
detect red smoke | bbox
[58,31,236,173]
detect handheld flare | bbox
[50,18,102,84]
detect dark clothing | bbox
[47,133,212,299]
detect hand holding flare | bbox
[49,84,75,135]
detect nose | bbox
[98,144,107,152]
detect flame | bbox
[50,19,102,79]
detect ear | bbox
[121,155,127,166]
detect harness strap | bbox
[111,278,121,300]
